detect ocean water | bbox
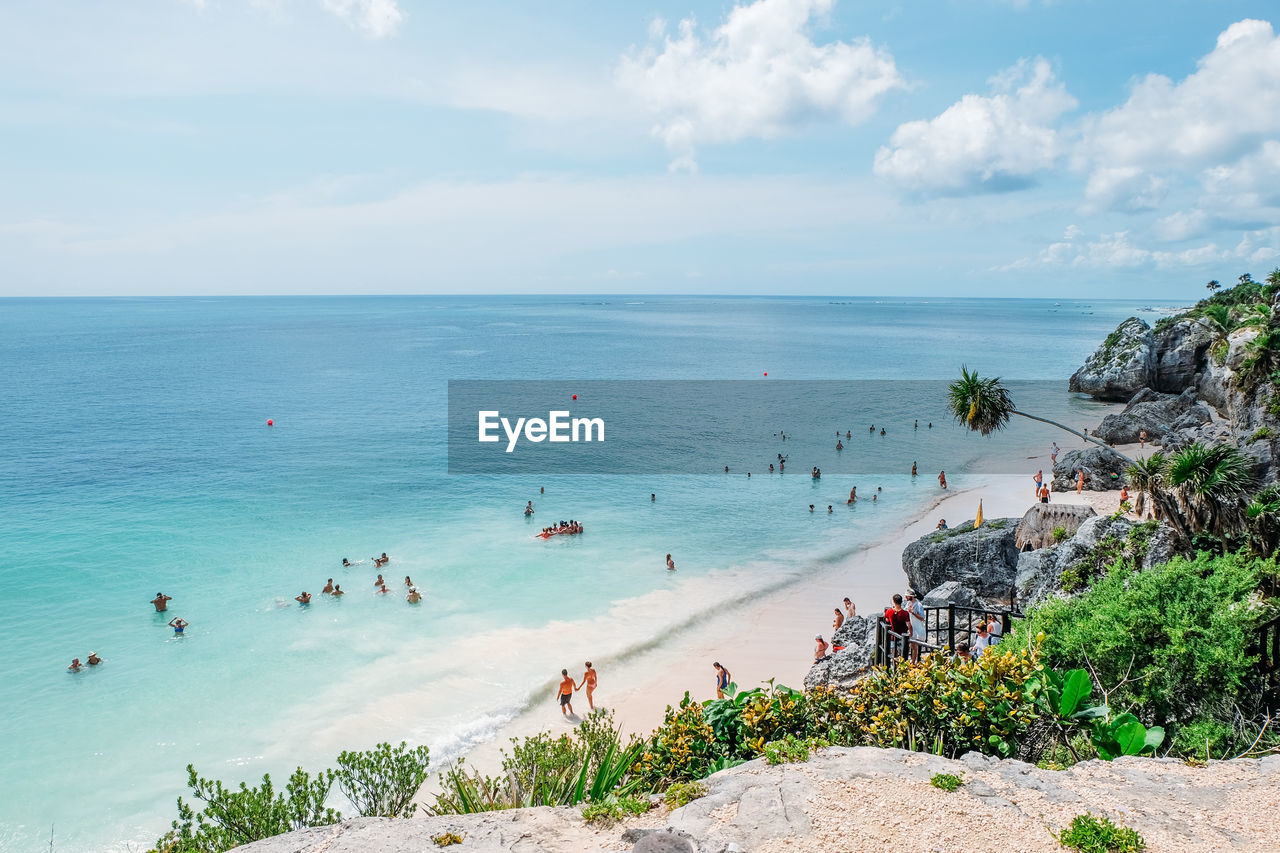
[0,296,1176,852]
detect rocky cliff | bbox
[231,747,1280,853]
[900,518,1020,608]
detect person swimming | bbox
[666,553,675,571]
[342,558,351,567]
[836,440,843,450]
[374,574,384,587]
[332,584,344,596]
[296,591,311,605]
[376,583,390,594]
[68,658,83,671]
[87,652,103,666]
[404,575,413,586]
[322,578,334,594]
[406,587,422,603]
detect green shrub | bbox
[929,772,962,792]
[762,734,828,765]
[1210,338,1229,366]
[1053,525,1069,543]
[636,693,725,788]
[1056,814,1144,852]
[152,765,341,853]
[432,832,464,847]
[1014,551,1265,726]
[663,781,707,808]
[1170,716,1236,761]
[334,741,430,818]
[580,794,649,825]
[1249,427,1275,444]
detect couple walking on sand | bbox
[557,662,598,716]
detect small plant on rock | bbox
[1053,525,1069,543]
[432,831,464,847]
[762,734,828,765]
[664,780,707,808]
[929,772,962,792]
[580,794,649,825]
[1056,814,1144,852]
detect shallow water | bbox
[0,296,1173,851]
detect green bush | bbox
[663,780,707,808]
[1015,552,1265,726]
[762,734,828,765]
[1249,427,1275,444]
[334,741,430,818]
[929,772,962,792]
[1056,814,1144,852]
[152,765,341,853]
[1169,716,1236,761]
[431,832,464,847]
[1053,525,1069,543]
[580,794,649,825]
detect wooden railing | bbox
[874,604,1019,668]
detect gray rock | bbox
[1069,317,1154,401]
[901,519,1021,607]
[1091,387,1213,446]
[1151,317,1215,394]
[1051,446,1129,491]
[921,580,979,608]
[632,829,697,853]
[1014,503,1097,551]
[803,616,873,692]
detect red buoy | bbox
[572,394,577,400]
[267,419,273,426]
[763,372,768,376]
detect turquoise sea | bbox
[0,296,1176,852]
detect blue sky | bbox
[1,0,1277,297]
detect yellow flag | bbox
[975,499,984,528]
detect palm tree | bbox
[1206,279,1221,293]
[1240,273,1255,286]
[1246,484,1280,562]
[1125,452,1168,524]
[1196,303,1233,338]
[947,367,1132,461]
[1166,442,1256,548]
[1268,268,1280,289]
[1236,327,1279,392]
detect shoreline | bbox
[417,438,1142,802]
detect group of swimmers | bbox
[317,557,423,603]
[539,519,584,537]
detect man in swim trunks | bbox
[558,669,576,716]
[525,501,534,515]
[1033,469,1043,496]
[407,587,422,603]
[296,591,311,605]
[332,584,344,596]
[168,617,188,635]
[322,578,334,594]
[151,593,172,612]
[713,661,731,698]
[580,662,597,711]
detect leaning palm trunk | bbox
[1009,410,1133,463]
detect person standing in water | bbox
[406,587,422,603]
[714,661,732,699]
[847,486,857,504]
[295,591,311,606]
[911,462,917,477]
[151,593,172,612]
[322,578,334,594]
[168,617,188,635]
[666,554,676,571]
[938,471,947,489]
[558,669,576,716]
[580,662,598,711]
[525,501,534,516]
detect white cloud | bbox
[873,57,1076,194]
[1077,18,1280,210]
[1152,209,1211,242]
[617,0,904,170]
[998,224,1280,272]
[321,0,403,38]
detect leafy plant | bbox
[432,832,464,847]
[929,772,962,792]
[762,734,828,765]
[334,741,430,818]
[153,765,340,853]
[580,794,649,825]
[663,780,707,808]
[1056,814,1144,852]
[1053,525,1069,543]
[1090,713,1164,760]
[1249,427,1275,444]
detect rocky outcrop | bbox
[804,616,874,692]
[1151,317,1215,394]
[1013,503,1096,551]
[1068,317,1154,401]
[1014,515,1178,609]
[901,519,1020,607]
[921,580,979,609]
[1051,446,1129,491]
[1091,387,1213,446]
[232,748,1280,853]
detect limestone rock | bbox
[804,616,873,692]
[901,519,1021,607]
[1091,387,1213,446]
[1051,446,1129,491]
[1014,503,1097,551]
[921,580,979,608]
[1069,317,1154,401]
[1151,317,1215,394]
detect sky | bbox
[1,0,1278,298]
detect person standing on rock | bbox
[843,597,856,619]
[1051,442,1060,464]
[1139,429,1148,449]
[557,669,576,717]
[714,662,732,698]
[1033,469,1044,497]
[813,635,829,663]
[833,608,844,632]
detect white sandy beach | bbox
[420,437,1150,799]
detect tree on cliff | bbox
[946,366,1131,462]
[1207,279,1221,293]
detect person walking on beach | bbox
[714,662,732,698]
[938,471,947,490]
[151,593,172,612]
[1076,469,1086,494]
[665,553,676,571]
[168,617,188,635]
[1038,483,1050,504]
[558,669,576,716]
[1139,429,1148,449]
[580,662,598,711]
[1033,469,1044,497]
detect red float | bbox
[267,419,273,426]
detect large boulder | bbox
[1069,317,1154,401]
[1014,515,1178,609]
[921,580,980,609]
[1091,387,1214,446]
[804,615,874,691]
[1014,503,1097,551]
[1151,317,1215,394]
[1051,446,1129,491]
[901,519,1021,608]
